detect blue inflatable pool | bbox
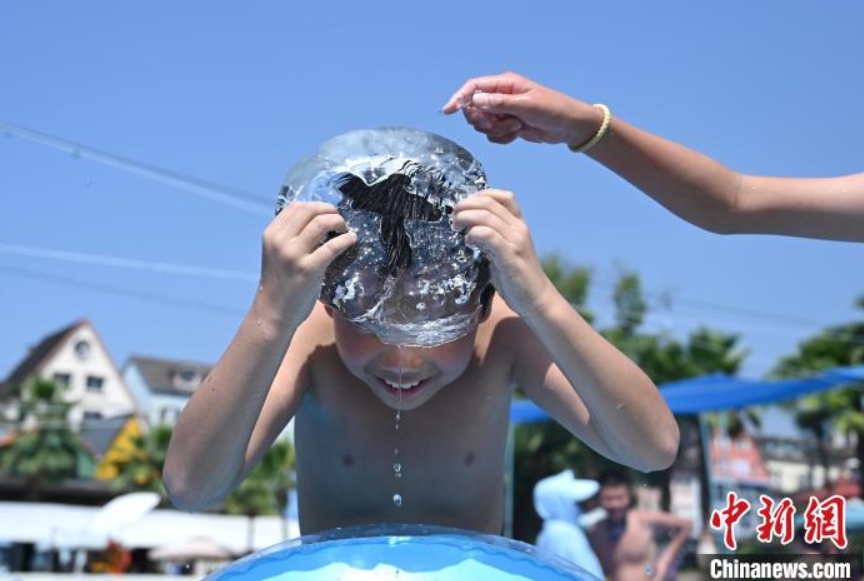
[206,524,599,580]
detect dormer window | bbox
[173,368,200,390]
[74,340,91,360]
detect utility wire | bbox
[3,119,853,337]
[0,243,257,282]
[3,121,860,372]
[0,264,245,317]
[0,120,273,216]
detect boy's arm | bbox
[452,190,678,472]
[163,202,356,511]
[444,72,864,242]
[641,510,693,580]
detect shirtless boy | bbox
[163,130,679,535]
[589,470,692,581]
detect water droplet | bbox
[256,316,262,327]
[645,564,653,576]
[393,493,402,507]
[393,462,401,473]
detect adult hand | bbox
[442,72,602,147]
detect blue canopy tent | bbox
[509,365,864,423]
[502,365,864,537]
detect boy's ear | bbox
[322,303,336,318]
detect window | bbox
[83,411,102,420]
[159,407,179,424]
[173,368,201,391]
[53,372,72,389]
[73,340,91,360]
[86,375,104,392]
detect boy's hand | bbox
[452,189,555,319]
[442,72,602,148]
[259,201,357,324]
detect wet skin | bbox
[293,298,516,534]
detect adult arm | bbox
[444,72,864,242]
[642,510,693,580]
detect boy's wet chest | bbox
[294,362,512,521]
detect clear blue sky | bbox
[1,2,863,382]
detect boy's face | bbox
[327,306,479,411]
[599,483,632,523]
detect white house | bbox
[122,355,213,428]
[0,319,137,428]
[122,354,296,444]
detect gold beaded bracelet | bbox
[567,104,611,154]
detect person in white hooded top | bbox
[533,469,604,579]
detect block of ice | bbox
[276,127,491,347]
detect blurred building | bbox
[122,355,212,428]
[0,319,136,428]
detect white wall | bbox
[39,325,135,427]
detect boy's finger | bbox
[278,201,340,234]
[463,224,506,255]
[452,207,511,237]
[297,212,350,252]
[470,189,524,220]
[310,230,357,265]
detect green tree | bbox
[541,255,594,324]
[109,423,173,499]
[603,273,747,519]
[224,438,296,551]
[773,296,864,493]
[512,264,747,542]
[0,377,94,500]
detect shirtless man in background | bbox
[589,470,692,580]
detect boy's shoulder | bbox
[476,296,533,355]
[294,302,337,347]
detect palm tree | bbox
[224,438,295,552]
[773,295,864,495]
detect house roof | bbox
[80,413,135,457]
[127,355,212,396]
[0,319,87,400]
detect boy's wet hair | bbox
[330,164,495,314]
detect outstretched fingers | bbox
[441,72,527,114]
